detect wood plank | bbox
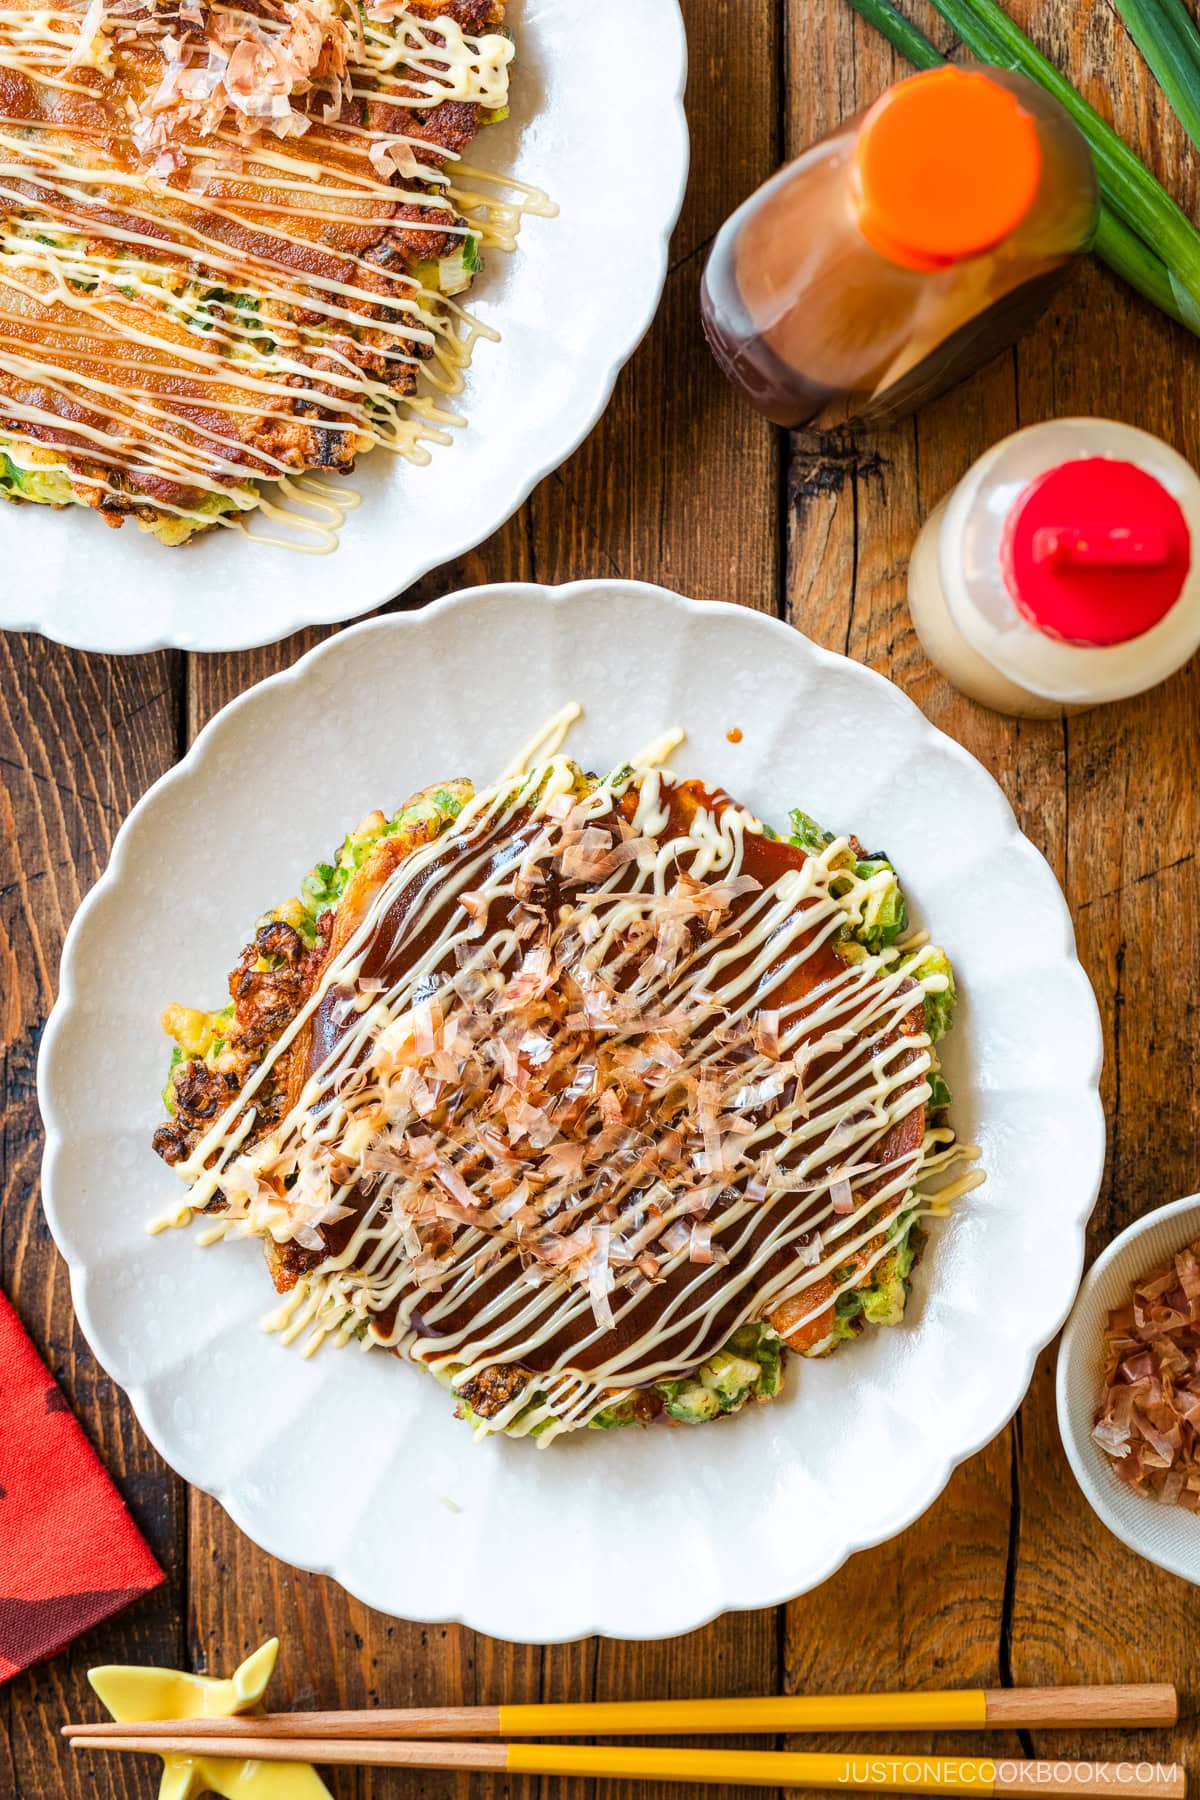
[520,1,780,611]
[999,0,1200,1765]
[781,0,1194,1787]
[0,635,186,1800]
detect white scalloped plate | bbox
[0,2,688,655]
[39,580,1105,1641]
[1058,1193,1200,1585]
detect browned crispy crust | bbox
[454,1362,529,1420]
[154,786,469,1290]
[1,6,507,528]
[151,915,332,1171]
[152,914,333,1290]
[403,0,506,29]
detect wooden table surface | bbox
[3,1,1199,1795]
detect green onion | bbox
[845,0,943,67]
[925,0,1200,308]
[845,0,1200,333]
[1112,0,1200,150]
[1097,209,1200,332]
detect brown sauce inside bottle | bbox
[701,67,1098,430]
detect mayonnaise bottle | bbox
[907,419,1200,716]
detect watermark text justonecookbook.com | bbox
[835,1760,1184,1789]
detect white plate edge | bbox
[37,578,1108,1639]
[1056,1191,1200,1587]
[5,9,691,655]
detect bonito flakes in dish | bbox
[152,714,981,1444]
[0,0,549,547]
[1094,1235,1200,1509]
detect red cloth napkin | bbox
[0,1292,164,1683]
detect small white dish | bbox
[39,579,1105,1641]
[1057,1193,1200,1585]
[0,0,688,655]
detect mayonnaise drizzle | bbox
[159,714,980,1442]
[0,0,555,547]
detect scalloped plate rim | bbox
[38,578,1106,1640]
[0,2,690,655]
[1056,1191,1200,1587]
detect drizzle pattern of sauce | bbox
[0,0,554,547]
[162,735,981,1443]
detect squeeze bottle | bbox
[906,418,1200,716]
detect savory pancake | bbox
[154,746,973,1443]
[0,0,528,544]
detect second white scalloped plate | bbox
[1058,1194,1200,1585]
[0,1,688,654]
[39,580,1104,1641]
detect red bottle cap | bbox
[1000,457,1191,645]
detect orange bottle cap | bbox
[852,67,1043,271]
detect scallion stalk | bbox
[843,0,944,68]
[845,0,1200,332]
[1112,0,1200,150]
[925,0,1200,308]
[1096,209,1200,332]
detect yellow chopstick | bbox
[67,1738,1187,1796]
[60,1682,1179,1739]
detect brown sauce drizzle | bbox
[300,776,927,1388]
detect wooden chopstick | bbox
[66,1738,1187,1796]
[59,1682,1179,1739]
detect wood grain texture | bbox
[3,1,1197,1798]
[0,640,186,1800]
[781,4,1200,1796]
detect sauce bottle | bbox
[700,66,1099,428]
[906,419,1200,716]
